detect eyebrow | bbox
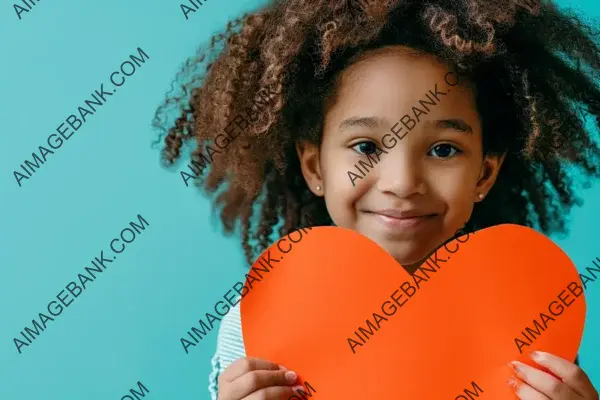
[338,116,387,132]
[339,116,473,135]
[427,118,474,134]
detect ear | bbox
[295,140,325,197]
[475,151,507,202]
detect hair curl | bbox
[154,0,600,268]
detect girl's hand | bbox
[218,356,301,400]
[509,351,599,399]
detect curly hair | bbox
[153,0,600,268]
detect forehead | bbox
[341,46,448,87]
[327,46,479,128]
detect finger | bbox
[511,361,578,399]
[509,377,552,400]
[531,351,595,397]
[221,357,283,382]
[244,385,299,400]
[227,369,298,399]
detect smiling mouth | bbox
[372,213,438,221]
[365,210,438,219]
[364,211,439,229]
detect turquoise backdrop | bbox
[0,0,598,399]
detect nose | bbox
[374,148,427,198]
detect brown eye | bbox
[428,143,461,158]
[352,141,378,155]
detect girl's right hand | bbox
[218,356,301,400]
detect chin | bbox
[381,244,429,268]
[360,231,432,267]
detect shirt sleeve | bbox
[208,345,221,400]
[208,297,246,400]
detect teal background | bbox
[0,0,598,399]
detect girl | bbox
[154,0,600,398]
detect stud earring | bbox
[316,185,322,191]
[478,193,485,200]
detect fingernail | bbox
[285,371,297,382]
[531,351,543,361]
[510,361,525,378]
[278,365,288,371]
[507,378,519,389]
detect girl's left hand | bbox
[509,351,599,399]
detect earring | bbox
[478,193,485,200]
[316,185,322,191]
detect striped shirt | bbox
[208,300,246,399]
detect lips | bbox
[366,209,438,219]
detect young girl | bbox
[154,0,600,398]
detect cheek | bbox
[427,166,476,216]
[445,185,476,227]
[427,162,474,195]
[436,177,470,202]
[320,149,370,224]
[323,173,364,224]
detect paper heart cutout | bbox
[240,224,586,399]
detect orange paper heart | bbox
[240,224,586,399]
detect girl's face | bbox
[297,46,504,270]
